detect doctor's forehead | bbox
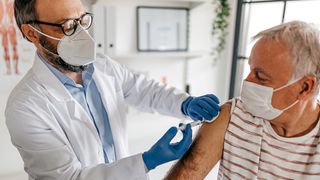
[35,0,84,22]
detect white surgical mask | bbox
[29,25,96,66]
[240,78,302,120]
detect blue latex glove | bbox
[142,124,192,170]
[181,94,220,121]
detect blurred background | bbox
[0,0,319,179]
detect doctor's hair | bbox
[14,0,37,38]
[253,21,320,94]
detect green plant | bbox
[211,0,231,62]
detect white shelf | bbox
[94,0,209,9]
[111,51,206,60]
[159,0,208,3]
[148,0,209,8]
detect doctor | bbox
[6,0,220,179]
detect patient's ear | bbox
[298,76,317,99]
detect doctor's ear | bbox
[21,24,38,43]
[299,76,317,99]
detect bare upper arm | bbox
[165,103,232,180]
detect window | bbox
[230,0,320,98]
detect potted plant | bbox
[211,0,231,62]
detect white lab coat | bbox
[5,53,188,180]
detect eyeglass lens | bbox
[63,13,92,36]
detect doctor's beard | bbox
[38,35,88,73]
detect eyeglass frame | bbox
[26,12,94,36]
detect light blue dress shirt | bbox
[38,53,115,163]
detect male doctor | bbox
[5,0,220,179]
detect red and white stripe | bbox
[218,98,320,180]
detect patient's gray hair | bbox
[253,21,320,93]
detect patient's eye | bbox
[255,71,268,81]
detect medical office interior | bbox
[0,0,319,179]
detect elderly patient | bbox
[165,21,320,179]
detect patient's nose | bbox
[245,71,255,82]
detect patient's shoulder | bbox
[220,101,232,117]
[202,100,233,129]
[197,101,232,145]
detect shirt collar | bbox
[37,51,95,88]
[83,63,94,88]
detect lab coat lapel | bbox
[32,53,72,102]
[93,63,128,159]
[66,100,103,147]
[32,53,102,148]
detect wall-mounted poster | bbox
[0,0,35,79]
[0,0,35,96]
[137,6,189,52]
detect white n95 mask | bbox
[240,79,301,120]
[29,25,96,66]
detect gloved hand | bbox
[142,124,192,170]
[181,94,220,121]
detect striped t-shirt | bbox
[218,98,320,180]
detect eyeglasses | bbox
[27,12,93,36]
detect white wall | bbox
[188,0,236,101]
[93,0,235,101]
[93,0,191,92]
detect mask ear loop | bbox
[28,24,62,57]
[38,42,61,58]
[28,24,62,41]
[274,77,304,92]
[276,78,306,111]
[281,99,299,111]
[272,77,304,111]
